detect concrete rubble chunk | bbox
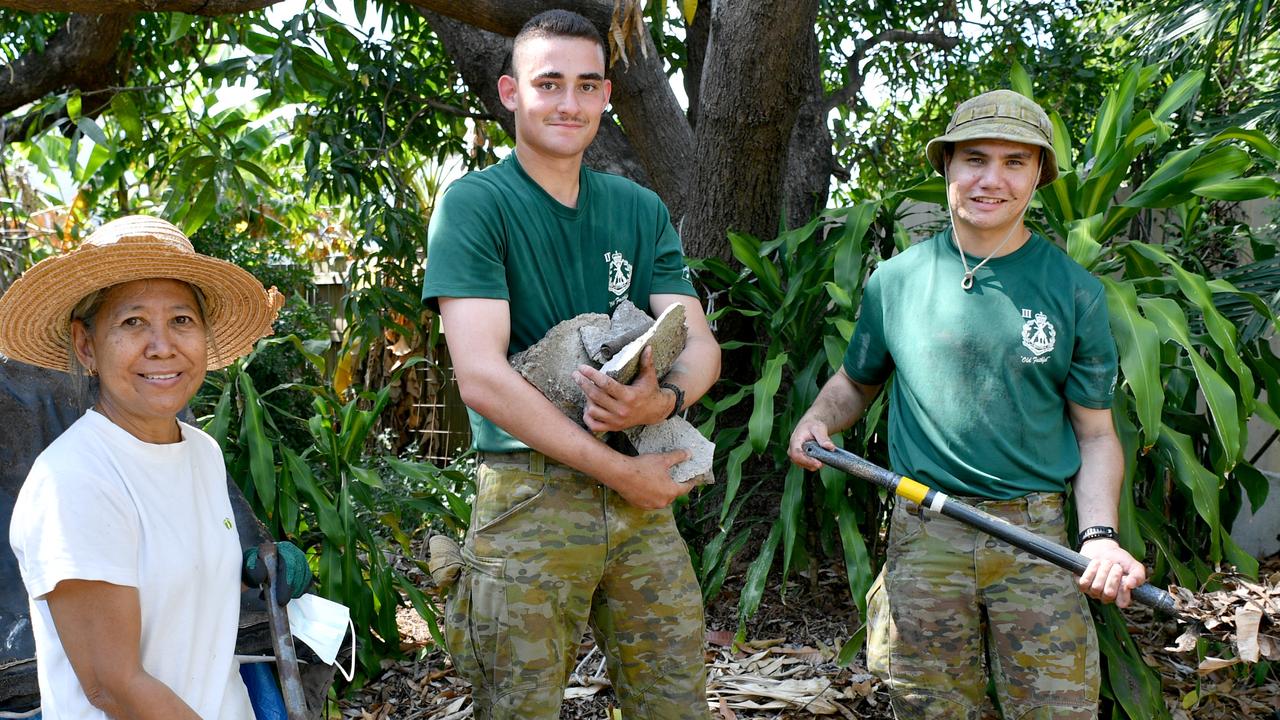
[509,301,713,485]
[509,312,609,422]
[580,300,654,364]
[627,418,715,486]
[599,302,687,385]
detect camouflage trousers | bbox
[866,492,1099,719]
[444,453,710,719]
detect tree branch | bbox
[0,13,132,118]
[823,29,960,113]
[0,0,278,13]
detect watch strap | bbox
[660,382,685,419]
[1077,525,1117,546]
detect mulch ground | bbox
[336,555,1279,720]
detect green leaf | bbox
[719,442,753,525]
[238,372,277,514]
[1065,213,1104,269]
[1085,62,1141,165]
[182,178,219,236]
[748,350,788,453]
[1152,70,1204,121]
[75,117,109,147]
[738,520,782,626]
[1048,111,1072,172]
[110,93,143,143]
[1156,426,1221,562]
[1123,146,1251,208]
[778,464,804,582]
[1192,176,1280,201]
[1101,278,1163,449]
[1010,61,1033,98]
[66,91,81,121]
[836,497,872,615]
[1140,297,1241,466]
[205,376,234,449]
[349,464,384,488]
[166,13,196,44]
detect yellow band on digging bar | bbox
[896,476,930,505]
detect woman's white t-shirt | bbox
[9,409,254,719]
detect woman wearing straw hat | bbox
[0,215,306,719]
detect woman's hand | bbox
[242,541,312,605]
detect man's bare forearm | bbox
[800,369,880,434]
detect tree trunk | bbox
[0,13,131,118]
[682,0,821,260]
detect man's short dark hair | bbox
[506,9,607,76]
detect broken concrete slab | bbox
[599,302,687,386]
[580,299,654,364]
[628,417,715,486]
[509,312,610,422]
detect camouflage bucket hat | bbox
[925,89,1059,187]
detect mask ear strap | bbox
[337,618,357,683]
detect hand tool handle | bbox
[258,542,310,720]
[802,442,1178,615]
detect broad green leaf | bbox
[1010,61,1033,98]
[1096,604,1171,719]
[1140,297,1241,466]
[1156,427,1221,561]
[1124,146,1251,208]
[75,117,108,147]
[238,372,277,514]
[719,442,753,524]
[1204,127,1280,163]
[1048,110,1072,172]
[1065,213,1104,269]
[727,231,781,303]
[1101,278,1162,449]
[1152,70,1204,120]
[1133,243,1254,420]
[836,497,872,615]
[833,202,876,290]
[738,520,782,626]
[748,350,787,452]
[1192,176,1280,201]
[779,464,804,583]
[205,377,233,449]
[110,93,143,142]
[182,178,219,236]
[1085,62,1141,165]
[349,464,384,488]
[66,91,81,121]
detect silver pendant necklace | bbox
[954,223,1021,291]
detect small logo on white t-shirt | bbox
[605,251,633,299]
[223,517,233,530]
[1020,309,1056,362]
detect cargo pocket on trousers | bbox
[865,568,890,680]
[472,469,547,535]
[444,553,507,689]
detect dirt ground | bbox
[336,555,1280,720]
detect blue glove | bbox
[243,541,312,606]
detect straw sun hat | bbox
[0,215,283,372]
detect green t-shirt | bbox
[421,154,697,452]
[843,231,1118,499]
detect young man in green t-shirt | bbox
[421,10,719,720]
[788,91,1147,718]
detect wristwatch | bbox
[1077,525,1117,547]
[660,382,685,419]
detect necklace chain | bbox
[954,222,1023,291]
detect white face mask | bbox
[286,593,356,682]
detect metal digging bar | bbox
[802,442,1179,615]
[258,542,310,720]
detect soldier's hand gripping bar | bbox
[802,442,1178,615]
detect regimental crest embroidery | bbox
[1021,309,1057,357]
[605,251,633,299]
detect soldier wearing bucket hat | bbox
[789,91,1147,718]
[1,215,309,719]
